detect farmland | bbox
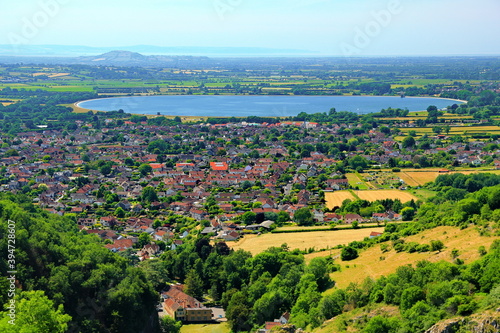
[325,191,357,209]
[229,227,385,255]
[398,125,500,138]
[325,190,418,209]
[354,190,418,202]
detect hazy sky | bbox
[1,0,499,56]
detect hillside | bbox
[328,226,499,289]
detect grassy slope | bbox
[325,226,499,290]
[181,323,230,333]
[313,305,401,333]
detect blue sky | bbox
[1,0,499,56]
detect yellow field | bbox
[398,169,500,186]
[354,190,418,203]
[325,190,418,209]
[399,125,500,137]
[398,171,439,186]
[230,228,385,255]
[325,191,356,209]
[328,226,499,289]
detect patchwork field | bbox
[399,125,500,137]
[327,226,499,289]
[230,228,385,255]
[325,190,418,209]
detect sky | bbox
[1,0,499,56]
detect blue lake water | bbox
[77,95,463,117]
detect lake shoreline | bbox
[75,95,465,117]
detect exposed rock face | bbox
[425,313,500,333]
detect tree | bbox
[319,289,346,319]
[138,163,152,176]
[363,316,400,333]
[241,211,257,225]
[307,257,332,291]
[430,240,444,252]
[294,207,314,226]
[277,211,290,225]
[0,290,71,333]
[185,269,204,299]
[341,246,358,261]
[142,186,158,203]
[100,164,112,176]
[400,286,424,311]
[115,206,126,218]
[138,232,152,248]
[402,136,415,148]
[401,207,415,221]
[160,316,182,333]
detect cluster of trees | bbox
[336,198,419,220]
[159,238,336,332]
[316,246,500,332]
[0,194,159,333]
[0,91,98,134]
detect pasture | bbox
[230,228,385,255]
[345,173,371,189]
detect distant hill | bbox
[0,44,313,57]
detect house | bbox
[372,213,390,221]
[258,312,291,333]
[324,213,342,223]
[163,285,213,322]
[210,161,229,171]
[201,227,217,235]
[100,216,117,227]
[369,231,383,238]
[116,200,132,211]
[344,213,364,224]
[154,230,168,241]
[77,218,96,227]
[138,243,160,259]
[105,238,134,252]
[171,240,183,250]
[219,231,239,241]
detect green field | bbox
[181,323,230,333]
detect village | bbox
[0,114,498,263]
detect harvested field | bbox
[325,191,356,209]
[230,228,385,255]
[398,171,439,186]
[354,190,418,203]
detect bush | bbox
[341,246,359,261]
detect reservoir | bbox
[77,95,463,117]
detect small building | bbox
[163,285,213,323]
